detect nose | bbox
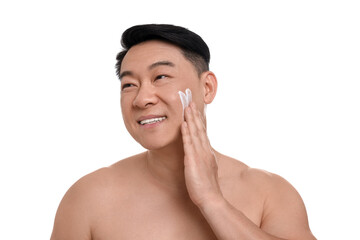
[132,83,159,108]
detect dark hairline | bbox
[116,40,207,79]
[115,24,210,79]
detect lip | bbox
[140,119,166,129]
[137,115,167,129]
[137,115,167,123]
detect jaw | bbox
[137,128,183,151]
[146,135,185,161]
[127,117,182,150]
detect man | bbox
[51,24,316,239]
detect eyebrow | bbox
[119,60,175,80]
[119,71,132,80]
[148,60,175,70]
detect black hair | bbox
[115,24,210,78]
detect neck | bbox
[145,136,188,194]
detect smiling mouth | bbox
[139,117,167,125]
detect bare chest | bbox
[91,187,262,240]
[91,158,264,239]
[92,194,218,240]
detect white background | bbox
[0,0,359,239]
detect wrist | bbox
[198,195,228,215]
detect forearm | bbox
[198,198,285,240]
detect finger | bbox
[190,103,206,132]
[189,103,209,146]
[184,105,202,147]
[181,121,192,146]
[181,122,196,163]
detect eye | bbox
[121,83,135,90]
[155,75,168,80]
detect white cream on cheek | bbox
[178,88,192,118]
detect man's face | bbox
[120,40,205,150]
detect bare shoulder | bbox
[51,152,146,240]
[221,155,302,197]
[241,167,292,192]
[64,152,145,199]
[243,168,316,239]
[218,153,273,188]
[218,154,316,239]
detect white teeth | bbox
[140,117,166,125]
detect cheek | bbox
[120,96,133,123]
[120,97,127,115]
[162,89,184,117]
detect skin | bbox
[51,40,316,239]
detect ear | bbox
[201,71,218,104]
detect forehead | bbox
[121,40,188,71]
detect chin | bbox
[136,131,182,151]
